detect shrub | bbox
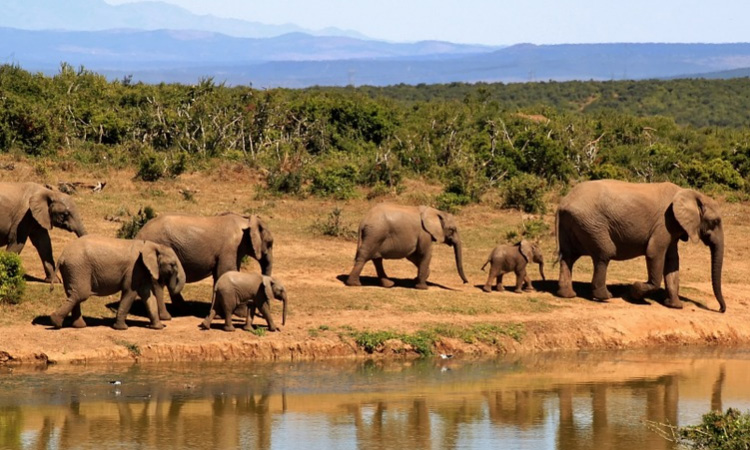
[501,173,547,213]
[312,207,357,239]
[678,408,750,450]
[266,167,304,196]
[0,251,25,305]
[435,191,471,214]
[116,206,157,239]
[136,151,166,182]
[309,164,359,199]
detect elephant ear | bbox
[518,240,533,262]
[247,216,264,260]
[672,189,702,242]
[29,189,52,230]
[139,243,161,280]
[419,206,444,243]
[261,275,274,302]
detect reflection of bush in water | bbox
[0,407,21,448]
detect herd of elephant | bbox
[0,177,726,332]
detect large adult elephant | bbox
[136,212,273,319]
[555,180,725,312]
[0,182,87,282]
[345,204,468,289]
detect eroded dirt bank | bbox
[2,281,748,366]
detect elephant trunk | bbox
[453,238,469,284]
[709,236,725,313]
[169,263,187,295]
[72,215,87,237]
[281,292,287,326]
[260,249,273,276]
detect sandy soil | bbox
[1,161,749,365]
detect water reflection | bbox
[1,349,750,449]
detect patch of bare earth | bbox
[1,160,749,365]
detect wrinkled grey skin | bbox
[481,240,545,293]
[49,235,186,330]
[136,212,273,320]
[200,272,287,332]
[346,204,468,289]
[0,182,87,281]
[556,180,725,312]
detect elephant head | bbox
[519,240,546,281]
[420,206,469,284]
[29,188,87,237]
[141,242,186,296]
[262,276,287,325]
[244,215,274,275]
[671,189,725,312]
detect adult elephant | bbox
[346,204,468,289]
[0,182,87,282]
[555,180,725,312]
[136,212,273,320]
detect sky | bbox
[103,0,749,46]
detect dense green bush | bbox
[309,164,359,199]
[679,408,750,449]
[501,173,547,213]
[116,206,157,239]
[0,251,25,305]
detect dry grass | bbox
[1,156,749,336]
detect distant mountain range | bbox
[2,0,750,87]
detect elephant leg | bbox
[222,297,236,332]
[152,284,171,321]
[346,257,368,287]
[50,297,83,328]
[70,303,86,328]
[591,258,612,300]
[523,271,535,292]
[631,250,666,301]
[259,301,279,332]
[372,258,394,288]
[662,242,682,309]
[142,294,164,330]
[414,252,431,290]
[201,308,217,330]
[483,266,498,292]
[513,270,525,293]
[496,273,505,291]
[28,230,57,283]
[556,254,579,298]
[113,290,140,330]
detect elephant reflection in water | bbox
[483,390,547,429]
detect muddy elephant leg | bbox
[662,241,682,309]
[591,258,612,300]
[50,297,83,328]
[142,294,164,330]
[556,254,579,298]
[152,284,172,321]
[259,301,279,331]
[372,258,394,288]
[28,230,57,283]
[70,303,86,328]
[483,266,499,292]
[631,249,666,301]
[113,290,140,330]
[411,250,432,290]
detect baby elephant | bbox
[201,272,288,332]
[50,235,186,330]
[481,240,545,293]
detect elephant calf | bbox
[49,236,186,330]
[200,272,288,332]
[481,240,545,293]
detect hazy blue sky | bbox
[104,0,747,45]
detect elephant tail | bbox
[480,258,490,272]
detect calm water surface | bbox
[1,349,750,449]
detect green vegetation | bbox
[348,322,525,356]
[3,64,750,211]
[0,252,25,305]
[116,206,156,239]
[678,408,750,449]
[114,340,141,357]
[312,207,357,239]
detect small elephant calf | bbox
[200,272,288,332]
[481,240,545,293]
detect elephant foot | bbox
[223,325,236,332]
[44,275,62,284]
[513,288,524,294]
[159,312,172,321]
[630,282,655,301]
[482,285,492,293]
[267,325,280,332]
[380,278,395,288]
[49,312,65,329]
[71,317,87,328]
[523,287,535,292]
[199,320,211,330]
[415,282,429,290]
[664,297,684,310]
[148,323,165,330]
[592,287,612,301]
[242,324,254,332]
[112,321,128,331]
[345,276,362,287]
[556,286,576,298]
